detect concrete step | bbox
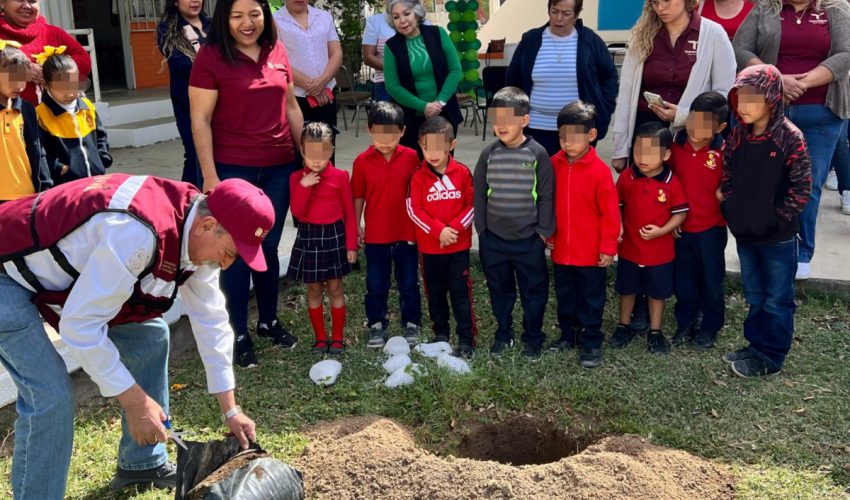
[98,97,175,127]
[106,116,180,148]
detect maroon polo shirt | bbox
[639,14,701,113]
[668,132,725,233]
[189,41,297,167]
[777,4,831,106]
[617,165,689,266]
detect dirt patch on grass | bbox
[294,416,735,499]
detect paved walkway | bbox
[111,112,850,286]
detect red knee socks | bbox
[308,306,327,343]
[331,306,346,343]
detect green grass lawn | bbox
[1,260,849,499]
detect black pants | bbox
[296,96,338,165]
[478,230,549,347]
[674,226,727,334]
[553,264,608,348]
[421,251,477,346]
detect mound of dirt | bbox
[294,416,735,499]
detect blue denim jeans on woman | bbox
[0,273,170,499]
[830,119,850,192]
[784,104,844,263]
[216,162,297,335]
[736,239,797,370]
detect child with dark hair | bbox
[668,91,728,349]
[547,101,620,368]
[720,64,811,378]
[353,101,423,348]
[612,121,688,355]
[287,122,357,355]
[0,41,50,202]
[35,49,112,185]
[407,116,476,356]
[473,86,555,359]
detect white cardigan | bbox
[612,18,736,159]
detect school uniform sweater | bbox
[0,96,51,200]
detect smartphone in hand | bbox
[643,91,665,107]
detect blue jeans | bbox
[737,239,797,369]
[784,104,844,263]
[478,231,549,347]
[364,242,421,328]
[674,226,728,334]
[0,273,170,499]
[174,104,201,189]
[830,118,850,192]
[372,82,391,102]
[216,162,297,334]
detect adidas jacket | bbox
[406,157,474,255]
[36,92,112,185]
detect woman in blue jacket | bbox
[506,0,618,156]
[158,0,210,188]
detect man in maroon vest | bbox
[0,174,273,498]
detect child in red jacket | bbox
[406,117,476,356]
[286,122,357,355]
[548,102,620,368]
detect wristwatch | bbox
[222,405,242,422]
[437,100,446,107]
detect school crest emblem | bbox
[657,189,667,203]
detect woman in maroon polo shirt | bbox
[189,0,304,367]
[733,0,850,280]
[698,0,754,39]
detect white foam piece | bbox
[414,341,453,358]
[309,359,342,386]
[436,353,471,374]
[382,354,412,374]
[384,363,425,388]
[383,336,411,356]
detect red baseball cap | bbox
[206,179,275,272]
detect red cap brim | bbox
[234,240,267,272]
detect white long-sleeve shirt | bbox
[2,203,235,398]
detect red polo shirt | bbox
[639,14,701,113]
[777,4,830,106]
[669,131,725,233]
[189,41,297,167]
[351,145,419,244]
[617,165,689,266]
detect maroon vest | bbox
[0,174,200,329]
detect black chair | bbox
[475,65,508,141]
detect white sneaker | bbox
[795,262,811,281]
[841,190,850,215]
[825,170,838,191]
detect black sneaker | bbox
[110,462,176,491]
[312,340,329,354]
[691,330,717,350]
[579,347,603,368]
[454,343,475,359]
[609,325,635,349]
[547,333,577,352]
[403,322,421,346]
[257,319,297,348]
[328,340,345,355]
[647,331,669,355]
[367,322,386,349]
[671,324,694,346]
[234,333,258,368]
[524,343,543,361]
[722,346,754,364]
[434,334,451,343]
[489,339,514,357]
[730,357,781,378]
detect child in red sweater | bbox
[547,101,620,368]
[407,117,476,357]
[286,122,357,354]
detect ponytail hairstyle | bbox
[41,53,78,84]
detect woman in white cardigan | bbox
[611,0,736,171]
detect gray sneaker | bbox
[367,322,386,349]
[110,461,176,491]
[403,322,420,346]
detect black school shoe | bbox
[257,319,298,348]
[647,331,669,355]
[524,343,543,361]
[579,347,603,368]
[547,331,577,352]
[110,462,176,491]
[234,333,258,368]
[434,334,451,343]
[730,357,781,378]
[609,324,635,348]
[454,343,475,359]
[691,329,717,350]
[671,324,695,346]
[490,339,514,357]
[722,346,754,364]
[312,340,329,354]
[328,340,345,355]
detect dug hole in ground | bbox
[293,415,735,499]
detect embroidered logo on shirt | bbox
[522,161,536,169]
[160,260,177,274]
[129,249,151,274]
[426,177,461,202]
[705,151,718,170]
[657,189,667,204]
[255,227,269,238]
[809,11,827,24]
[684,40,698,57]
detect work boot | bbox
[110,462,176,491]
